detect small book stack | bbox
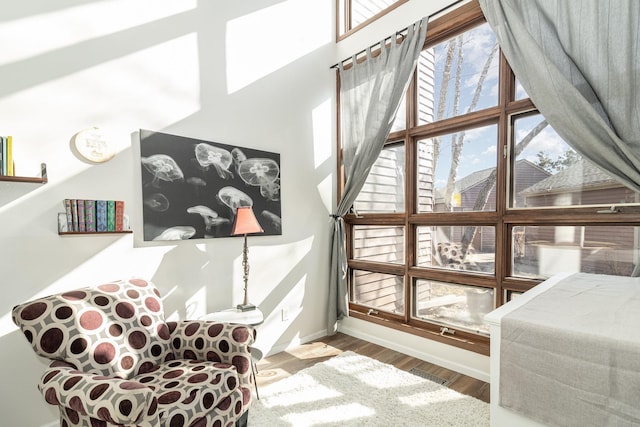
[0,135,14,176]
[60,199,128,233]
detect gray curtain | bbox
[479,0,640,275]
[328,17,428,334]
[479,0,640,192]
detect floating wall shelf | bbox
[0,163,48,184]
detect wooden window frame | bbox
[336,0,409,41]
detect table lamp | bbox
[231,206,264,311]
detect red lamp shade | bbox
[232,206,264,235]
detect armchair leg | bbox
[236,410,249,427]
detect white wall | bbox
[0,1,335,425]
[0,1,487,425]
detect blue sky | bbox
[426,23,571,186]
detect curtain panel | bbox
[479,0,640,192]
[327,17,428,334]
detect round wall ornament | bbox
[74,127,115,163]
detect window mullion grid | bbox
[494,50,513,307]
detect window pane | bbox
[417,125,498,213]
[390,92,406,132]
[353,225,404,264]
[515,79,528,100]
[414,280,493,335]
[351,0,401,28]
[511,225,640,279]
[417,23,498,125]
[353,144,405,213]
[352,269,404,314]
[416,225,495,274]
[512,114,640,208]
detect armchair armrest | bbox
[168,321,255,389]
[39,361,159,425]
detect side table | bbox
[200,308,264,399]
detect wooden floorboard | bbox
[255,332,490,403]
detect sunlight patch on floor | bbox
[279,402,375,426]
[259,372,342,407]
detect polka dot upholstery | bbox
[436,242,478,271]
[12,279,254,427]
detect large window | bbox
[337,1,640,354]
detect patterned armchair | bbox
[12,278,255,427]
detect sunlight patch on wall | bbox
[317,174,333,213]
[257,274,307,354]
[0,33,201,177]
[312,99,332,169]
[185,286,207,319]
[0,0,196,67]
[249,236,315,297]
[225,0,332,94]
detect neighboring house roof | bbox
[520,159,619,195]
[435,159,547,202]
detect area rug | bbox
[248,351,489,426]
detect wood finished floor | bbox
[254,332,490,403]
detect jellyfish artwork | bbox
[141,154,184,187]
[144,193,170,212]
[186,205,229,232]
[231,147,247,174]
[153,226,196,241]
[217,186,253,215]
[238,158,280,187]
[186,176,207,187]
[186,176,207,196]
[260,178,280,202]
[261,210,281,232]
[194,143,233,179]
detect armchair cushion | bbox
[137,359,242,425]
[168,320,254,401]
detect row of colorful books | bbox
[62,199,126,232]
[1,136,14,176]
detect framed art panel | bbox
[140,129,281,241]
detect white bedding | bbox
[499,272,640,427]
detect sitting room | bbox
[2,1,639,426]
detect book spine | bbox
[96,200,107,232]
[107,200,116,231]
[85,200,96,232]
[77,199,86,232]
[63,199,73,231]
[115,200,125,231]
[71,199,79,231]
[6,135,12,176]
[1,136,5,175]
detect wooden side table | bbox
[200,308,264,399]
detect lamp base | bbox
[236,303,256,312]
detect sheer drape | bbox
[479,0,640,192]
[328,17,427,334]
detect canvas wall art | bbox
[139,129,281,241]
